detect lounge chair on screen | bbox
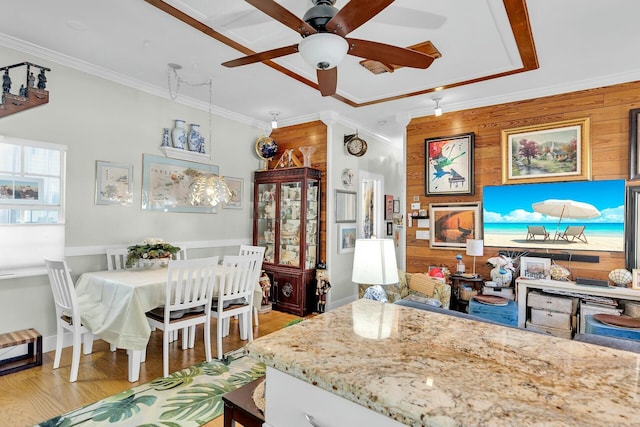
[555,225,588,243]
[526,225,550,241]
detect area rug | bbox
[35,354,266,427]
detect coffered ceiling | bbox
[1,0,640,141]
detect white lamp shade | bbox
[352,238,399,285]
[298,33,349,70]
[466,239,484,257]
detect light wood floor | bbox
[2,310,300,427]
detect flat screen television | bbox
[482,179,624,252]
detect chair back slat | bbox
[217,254,262,305]
[44,258,79,317]
[106,248,129,270]
[166,257,218,314]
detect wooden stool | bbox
[0,328,43,376]
[222,377,265,427]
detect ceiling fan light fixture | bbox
[298,33,349,70]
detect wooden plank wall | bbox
[269,120,328,263]
[406,80,640,281]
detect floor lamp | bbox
[466,239,484,277]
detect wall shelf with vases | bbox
[159,146,211,163]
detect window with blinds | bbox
[0,135,66,274]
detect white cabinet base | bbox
[264,367,405,427]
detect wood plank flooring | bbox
[1,310,300,427]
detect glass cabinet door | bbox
[279,181,301,267]
[305,179,319,269]
[257,183,276,263]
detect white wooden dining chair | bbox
[44,258,95,382]
[145,257,218,377]
[213,253,262,359]
[239,245,266,327]
[106,248,129,270]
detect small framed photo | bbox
[338,224,357,254]
[95,161,133,206]
[386,221,393,236]
[632,269,640,290]
[385,194,393,220]
[223,177,243,209]
[393,199,400,213]
[0,175,43,204]
[520,257,551,280]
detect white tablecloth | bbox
[76,268,169,351]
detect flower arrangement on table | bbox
[126,238,181,268]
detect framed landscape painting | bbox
[429,202,482,249]
[424,132,474,196]
[501,117,591,185]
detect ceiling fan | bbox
[221,0,435,97]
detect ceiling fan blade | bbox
[325,0,393,37]
[346,38,434,69]
[222,44,299,67]
[317,68,338,97]
[245,0,317,36]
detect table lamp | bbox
[352,238,399,303]
[466,239,484,277]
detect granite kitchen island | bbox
[246,298,640,427]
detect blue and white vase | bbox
[187,123,201,152]
[161,128,170,147]
[171,119,186,149]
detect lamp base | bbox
[362,285,388,303]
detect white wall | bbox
[0,45,264,344]
[325,122,403,309]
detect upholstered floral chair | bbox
[358,270,451,309]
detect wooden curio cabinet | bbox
[253,167,321,316]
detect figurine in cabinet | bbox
[259,271,271,306]
[315,262,331,313]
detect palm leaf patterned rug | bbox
[35,355,266,427]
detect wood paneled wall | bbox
[269,121,328,263]
[406,80,640,281]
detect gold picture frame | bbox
[501,117,591,185]
[632,269,640,290]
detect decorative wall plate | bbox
[341,168,354,188]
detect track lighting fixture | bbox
[271,112,279,129]
[433,97,443,117]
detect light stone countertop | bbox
[246,298,640,427]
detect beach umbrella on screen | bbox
[532,199,600,231]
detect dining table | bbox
[76,264,263,382]
[75,267,170,382]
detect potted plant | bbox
[126,238,180,268]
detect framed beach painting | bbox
[501,117,591,185]
[429,202,481,249]
[424,132,474,196]
[95,161,133,206]
[141,154,220,213]
[483,180,624,252]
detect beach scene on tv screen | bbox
[482,180,624,252]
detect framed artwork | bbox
[338,223,357,254]
[429,202,481,249]
[632,269,640,290]
[384,194,393,220]
[336,190,357,223]
[0,175,43,204]
[95,161,133,206]
[386,221,393,236]
[424,132,474,196]
[630,108,640,180]
[223,177,243,209]
[142,154,220,213]
[501,117,591,185]
[393,199,400,213]
[520,257,551,280]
